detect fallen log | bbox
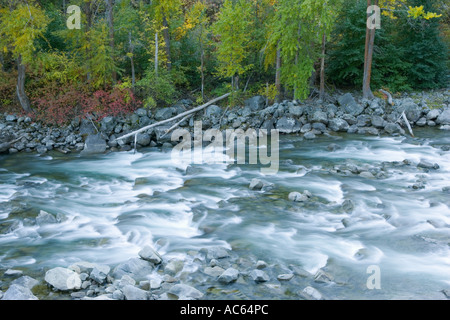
[0,136,24,153]
[401,111,414,137]
[116,92,231,142]
[379,89,393,106]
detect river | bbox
[1,127,449,299]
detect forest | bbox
[0,0,448,125]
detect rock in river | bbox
[45,267,82,291]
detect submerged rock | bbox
[168,284,204,300]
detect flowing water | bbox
[1,127,449,299]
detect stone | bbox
[402,101,422,123]
[276,117,300,134]
[417,160,439,170]
[359,171,375,179]
[289,105,304,117]
[206,105,222,118]
[113,258,153,281]
[300,123,312,133]
[218,268,239,284]
[81,134,106,155]
[122,285,149,300]
[356,115,372,127]
[1,284,38,300]
[155,107,175,121]
[312,122,327,132]
[256,260,267,269]
[288,192,308,202]
[314,270,334,283]
[327,143,342,152]
[426,109,441,121]
[206,247,230,260]
[135,108,148,117]
[112,290,125,300]
[45,267,82,291]
[249,269,269,282]
[277,274,294,281]
[371,115,385,129]
[69,261,97,274]
[138,246,162,264]
[36,210,57,226]
[245,96,266,112]
[338,93,364,116]
[101,116,116,134]
[304,131,316,140]
[168,284,203,300]
[301,286,322,300]
[11,276,39,290]
[136,133,151,147]
[203,266,225,277]
[341,199,355,213]
[71,291,86,299]
[440,125,450,131]
[384,122,405,135]
[4,269,23,277]
[249,178,264,190]
[150,278,162,290]
[310,110,328,124]
[5,115,17,122]
[119,275,136,288]
[36,145,47,154]
[328,118,349,132]
[90,265,110,284]
[416,117,427,127]
[164,259,184,276]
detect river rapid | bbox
[1,127,449,299]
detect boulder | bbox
[218,268,239,284]
[112,258,153,281]
[436,108,450,125]
[36,210,57,226]
[168,284,204,300]
[45,267,82,291]
[328,118,349,132]
[100,116,116,134]
[276,117,301,134]
[245,96,266,112]
[288,192,308,202]
[289,105,304,117]
[401,101,422,123]
[249,269,269,282]
[426,109,441,121]
[122,285,149,300]
[384,122,405,135]
[1,284,38,300]
[155,107,175,121]
[338,93,364,116]
[206,105,222,118]
[310,111,328,124]
[81,134,106,155]
[249,178,265,190]
[11,276,39,290]
[136,133,151,147]
[89,265,110,284]
[138,246,162,265]
[304,131,316,140]
[164,259,184,276]
[301,286,322,300]
[371,115,385,129]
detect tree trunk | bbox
[16,55,32,113]
[129,32,135,90]
[201,48,205,101]
[275,42,281,102]
[319,33,326,101]
[105,0,116,82]
[162,15,171,72]
[155,32,159,77]
[362,0,377,99]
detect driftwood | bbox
[159,114,193,140]
[379,89,393,106]
[401,111,414,137]
[116,92,231,142]
[0,136,23,153]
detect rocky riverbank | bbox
[1,90,449,156]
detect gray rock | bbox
[138,246,162,264]
[249,269,269,282]
[153,126,172,144]
[245,96,266,112]
[304,131,316,140]
[347,124,358,134]
[384,122,405,135]
[36,210,57,226]
[357,127,379,135]
[289,105,304,117]
[218,268,239,284]
[6,115,17,122]
[136,133,151,147]
[155,107,175,121]
[426,109,441,121]
[90,265,110,284]
[101,116,116,134]
[440,125,450,131]
[168,284,204,300]
[328,118,349,132]
[327,143,342,152]
[312,122,327,132]
[342,114,357,125]
[314,270,334,283]
[359,171,375,178]
[113,258,153,281]
[122,285,149,300]
[256,260,267,269]
[11,276,39,290]
[416,117,427,126]
[301,286,322,300]
[1,284,38,300]
[130,113,140,125]
[310,111,328,124]
[276,117,300,134]
[249,178,264,190]
[206,247,230,260]
[69,261,97,274]
[164,259,184,276]
[288,192,308,202]
[338,93,364,116]
[341,199,355,213]
[371,115,385,129]
[45,267,82,291]
[112,289,125,300]
[135,108,148,117]
[402,101,422,123]
[203,266,225,277]
[206,105,222,118]
[81,134,106,155]
[356,115,372,127]
[119,275,136,288]
[300,123,312,133]
[277,274,294,281]
[417,160,439,170]
[4,269,23,277]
